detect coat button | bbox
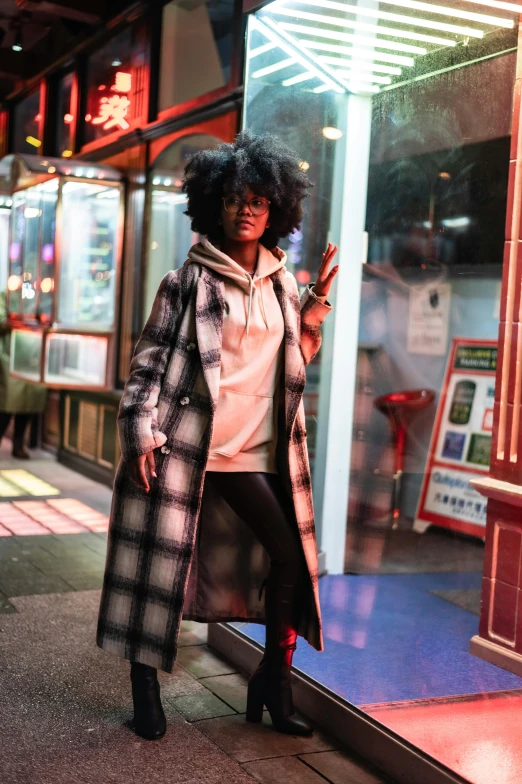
[180,396,190,406]
[187,342,196,352]
[160,445,171,454]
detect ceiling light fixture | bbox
[282,71,316,85]
[303,40,415,67]
[377,0,513,27]
[317,55,402,75]
[270,7,457,48]
[335,69,392,84]
[322,126,343,140]
[111,57,122,67]
[279,22,428,54]
[248,42,277,58]
[12,28,22,52]
[274,0,486,38]
[252,57,296,78]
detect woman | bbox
[96,131,338,741]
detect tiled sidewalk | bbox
[0,445,391,784]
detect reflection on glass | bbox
[159,0,234,110]
[10,329,43,381]
[58,181,120,327]
[56,72,75,158]
[12,90,41,155]
[44,333,108,386]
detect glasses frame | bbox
[222,194,271,216]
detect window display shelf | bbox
[0,154,124,391]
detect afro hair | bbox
[182,130,312,249]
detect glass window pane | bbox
[58,181,120,327]
[10,329,43,381]
[84,29,141,145]
[144,133,224,323]
[12,91,41,154]
[56,72,75,158]
[158,0,234,111]
[45,333,108,386]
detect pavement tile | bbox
[195,713,337,763]
[177,645,239,679]
[60,573,104,591]
[0,591,16,614]
[242,755,332,783]
[299,751,389,784]
[171,690,237,722]
[200,673,249,713]
[159,666,209,700]
[30,555,105,576]
[0,573,75,597]
[178,621,208,647]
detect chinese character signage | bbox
[87,72,132,133]
[414,338,497,538]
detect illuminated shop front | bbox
[206,1,522,782]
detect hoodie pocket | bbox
[210,388,274,457]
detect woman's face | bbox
[220,186,270,243]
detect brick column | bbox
[470,28,522,674]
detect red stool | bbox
[374,389,435,529]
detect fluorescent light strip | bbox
[251,16,345,92]
[270,7,456,48]
[280,22,427,54]
[282,71,316,85]
[252,57,296,77]
[348,83,381,93]
[275,0,485,38]
[464,0,522,11]
[303,40,415,66]
[377,0,514,28]
[248,42,277,59]
[334,69,392,84]
[313,83,333,92]
[318,55,401,75]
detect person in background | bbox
[0,290,47,459]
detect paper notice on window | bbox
[407,283,451,356]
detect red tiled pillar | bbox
[470,38,522,674]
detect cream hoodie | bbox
[185,239,290,472]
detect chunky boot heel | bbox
[246,672,264,722]
[130,662,167,740]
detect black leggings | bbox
[205,471,308,648]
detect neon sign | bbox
[89,72,132,132]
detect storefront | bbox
[207,1,522,783]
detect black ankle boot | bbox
[246,648,313,735]
[246,568,313,736]
[130,662,167,740]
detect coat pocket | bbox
[210,388,274,457]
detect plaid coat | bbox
[96,260,331,673]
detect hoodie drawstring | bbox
[245,275,270,336]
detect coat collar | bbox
[194,264,306,437]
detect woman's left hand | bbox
[312,243,339,299]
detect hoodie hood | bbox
[185,239,286,336]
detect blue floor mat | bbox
[230,572,522,705]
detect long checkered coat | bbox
[96,260,330,673]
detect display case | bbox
[0,154,124,390]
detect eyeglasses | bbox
[222,194,270,217]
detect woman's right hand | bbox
[128,450,157,493]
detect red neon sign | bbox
[90,72,132,132]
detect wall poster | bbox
[414,338,497,538]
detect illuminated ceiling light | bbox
[12,28,22,52]
[349,83,381,93]
[303,40,415,67]
[318,55,402,75]
[24,208,41,218]
[313,84,334,92]
[26,136,41,148]
[322,126,343,140]
[279,22,427,54]
[249,42,277,58]
[277,0,485,38]
[335,69,392,84]
[111,57,122,66]
[64,113,74,124]
[464,0,522,11]
[47,166,56,173]
[62,150,73,158]
[282,71,316,85]
[251,16,345,92]
[377,0,513,27]
[252,57,296,78]
[299,160,310,171]
[270,7,456,48]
